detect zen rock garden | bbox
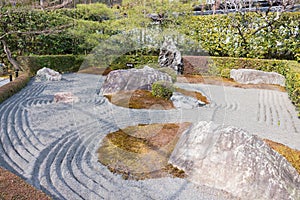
[0,39,299,200]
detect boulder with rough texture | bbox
[54,92,79,103]
[230,69,285,86]
[36,67,62,81]
[100,66,172,95]
[171,92,205,109]
[158,39,183,73]
[169,121,300,200]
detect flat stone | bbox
[100,66,172,95]
[171,92,205,109]
[54,92,79,103]
[230,69,285,86]
[169,121,300,199]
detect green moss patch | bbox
[98,123,190,180]
[105,90,175,110]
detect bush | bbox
[182,12,299,60]
[152,81,174,100]
[17,55,84,75]
[0,73,30,104]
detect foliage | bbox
[152,81,174,100]
[76,3,114,21]
[180,12,300,61]
[285,63,300,114]
[0,7,73,57]
[0,73,30,104]
[17,55,84,75]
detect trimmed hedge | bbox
[17,55,85,75]
[209,57,290,77]
[109,55,158,70]
[0,73,30,104]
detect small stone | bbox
[171,92,205,109]
[54,92,79,103]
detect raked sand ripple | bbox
[0,73,299,200]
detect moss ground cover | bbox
[98,123,190,180]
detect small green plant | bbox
[152,81,174,100]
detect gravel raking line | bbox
[0,73,299,199]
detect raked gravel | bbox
[0,73,299,200]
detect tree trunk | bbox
[1,40,23,71]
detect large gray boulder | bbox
[169,121,300,200]
[230,69,285,86]
[100,66,172,95]
[158,39,183,74]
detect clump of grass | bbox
[264,139,300,174]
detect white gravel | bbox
[0,78,9,87]
[0,73,299,200]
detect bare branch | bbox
[0,24,72,40]
[1,39,24,71]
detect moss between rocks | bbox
[98,123,190,180]
[105,90,175,110]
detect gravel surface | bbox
[0,73,299,200]
[0,78,9,87]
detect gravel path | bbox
[0,78,9,87]
[0,73,299,200]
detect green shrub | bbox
[183,12,299,61]
[17,55,84,75]
[152,81,174,100]
[0,73,30,104]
